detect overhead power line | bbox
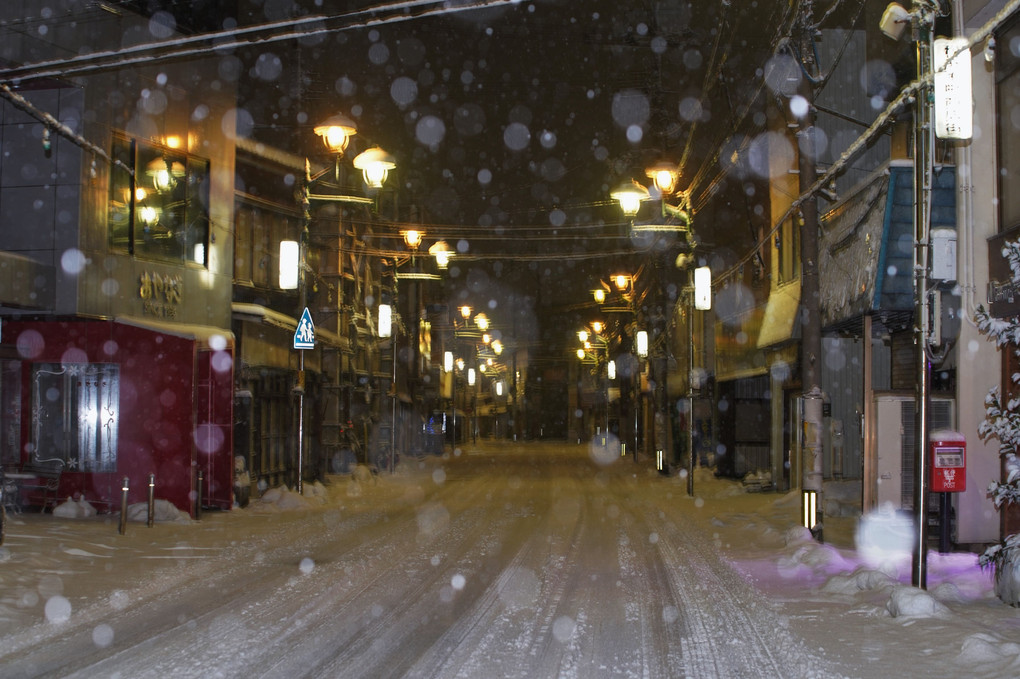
[0,0,521,83]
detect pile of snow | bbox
[957,633,1020,675]
[885,585,951,618]
[51,496,191,523]
[253,481,330,512]
[126,499,191,523]
[52,497,99,519]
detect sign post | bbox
[293,308,315,494]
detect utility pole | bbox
[910,1,936,591]
[796,0,824,541]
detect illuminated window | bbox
[109,135,210,266]
[32,363,119,472]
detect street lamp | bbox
[313,113,357,154]
[385,228,447,468]
[577,324,611,446]
[352,146,396,188]
[611,160,698,476]
[646,161,678,195]
[611,180,650,217]
[288,113,398,491]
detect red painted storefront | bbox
[5,318,233,514]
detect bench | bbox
[16,460,64,511]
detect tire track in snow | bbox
[644,503,839,678]
[259,477,501,678]
[405,472,590,678]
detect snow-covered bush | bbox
[975,238,1020,606]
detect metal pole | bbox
[147,473,155,528]
[196,470,203,520]
[911,3,935,589]
[118,477,129,535]
[633,376,639,464]
[389,265,398,472]
[687,285,695,496]
[297,350,304,494]
[390,332,397,471]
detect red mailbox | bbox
[929,430,966,493]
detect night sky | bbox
[118,0,805,352]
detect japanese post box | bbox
[929,430,966,493]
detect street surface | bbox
[1,441,842,678]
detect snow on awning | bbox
[231,302,348,350]
[116,316,234,350]
[817,168,890,329]
[817,162,955,331]
[756,283,800,349]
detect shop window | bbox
[109,135,210,266]
[32,363,119,472]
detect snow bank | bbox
[820,567,896,595]
[253,481,329,512]
[885,585,951,619]
[126,500,191,523]
[956,633,1020,675]
[52,496,190,523]
[52,497,98,519]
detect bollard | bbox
[147,473,155,528]
[118,477,129,535]
[196,470,203,521]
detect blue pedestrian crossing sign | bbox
[294,307,315,350]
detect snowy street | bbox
[2,441,1019,678]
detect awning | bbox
[817,162,956,331]
[116,316,234,350]
[231,302,348,350]
[817,167,891,328]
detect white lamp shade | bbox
[879,3,909,41]
[313,114,358,154]
[646,162,678,194]
[378,303,392,338]
[353,146,396,187]
[611,180,649,217]
[694,266,712,310]
[636,330,648,358]
[279,240,299,290]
